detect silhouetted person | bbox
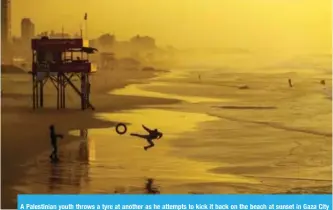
[130,125,163,151]
[145,178,160,194]
[80,129,88,139]
[288,79,293,88]
[49,125,63,161]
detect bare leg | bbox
[50,146,58,160]
[50,144,56,160]
[130,133,150,139]
[144,139,154,151]
[54,146,58,160]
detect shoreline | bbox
[2,66,331,208]
[1,69,178,209]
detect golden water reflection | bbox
[109,83,225,103]
[94,108,219,137]
[71,108,259,192]
[15,110,258,195]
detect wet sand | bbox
[1,69,177,208]
[2,66,332,208]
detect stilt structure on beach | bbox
[30,36,97,110]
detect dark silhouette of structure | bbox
[21,18,35,41]
[1,0,11,44]
[130,35,156,50]
[99,52,116,70]
[1,0,11,63]
[130,125,163,151]
[30,37,97,110]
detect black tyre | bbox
[115,123,127,135]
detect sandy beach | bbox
[1,0,330,208]
[1,69,177,208]
[1,62,332,208]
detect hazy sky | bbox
[12,0,331,53]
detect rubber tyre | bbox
[115,123,127,135]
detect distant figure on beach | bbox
[288,79,293,88]
[130,125,163,151]
[198,74,201,81]
[145,178,160,194]
[49,125,64,161]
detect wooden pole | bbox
[57,73,60,109]
[39,81,44,108]
[85,19,88,39]
[63,75,66,108]
[32,73,36,109]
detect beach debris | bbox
[142,66,155,71]
[114,187,126,194]
[115,123,127,135]
[141,66,169,73]
[189,191,206,194]
[320,80,326,86]
[215,105,276,110]
[238,84,249,89]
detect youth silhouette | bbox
[130,125,163,151]
[49,125,64,161]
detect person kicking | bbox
[130,125,163,151]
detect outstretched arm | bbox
[157,132,163,139]
[142,125,152,133]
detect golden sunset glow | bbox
[12,0,331,53]
[3,1,331,205]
